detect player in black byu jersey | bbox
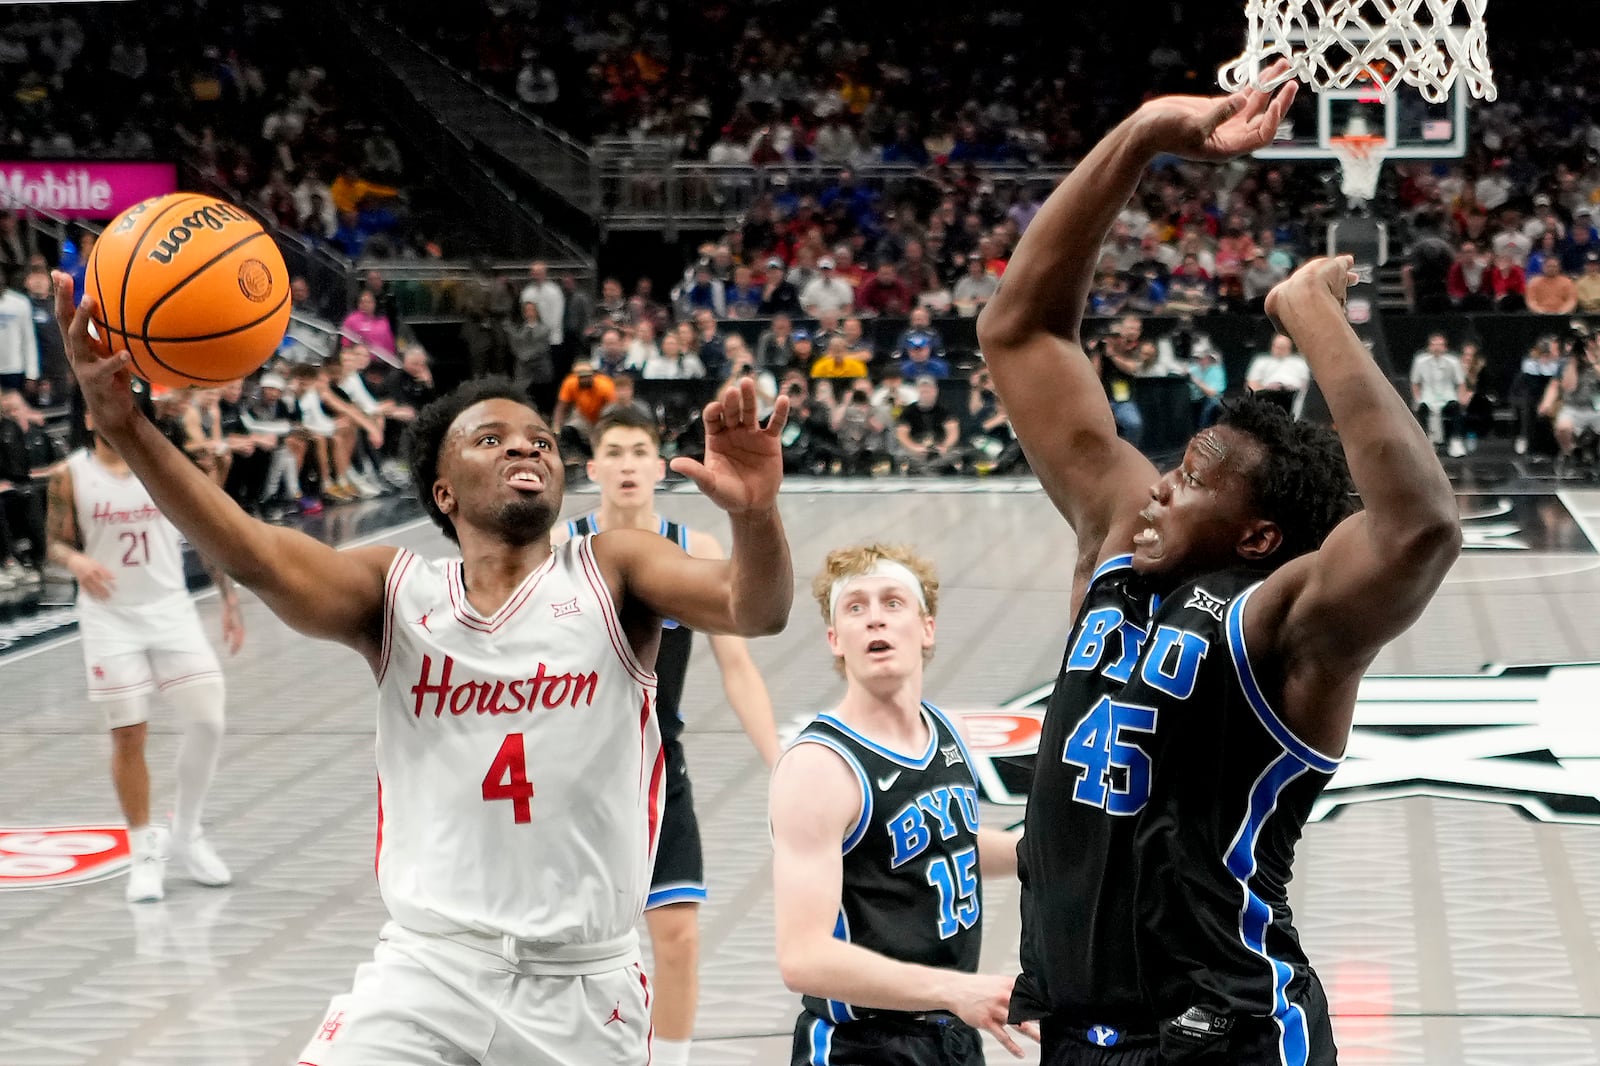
[771,544,1035,1064]
[554,406,778,1066]
[976,67,1463,1066]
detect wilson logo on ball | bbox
[145,202,254,265]
[237,259,274,303]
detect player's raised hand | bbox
[1265,255,1361,332]
[669,377,790,515]
[945,972,1040,1059]
[1132,59,1297,162]
[51,272,138,435]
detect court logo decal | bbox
[0,825,131,890]
[786,662,1600,824]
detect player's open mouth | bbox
[506,469,544,491]
[1133,527,1159,548]
[866,639,892,654]
[619,480,638,490]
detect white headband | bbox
[828,560,928,620]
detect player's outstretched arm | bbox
[53,273,394,661]
[596,379,793,637]
[977,68,1295,556]
[1248,258,1462,753]
[770,744,1036,1057]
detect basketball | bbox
[85,193,291,389]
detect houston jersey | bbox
[792,703,983,1023]
[1014,556,1340,1033]
[67,448,188,613]
[565,513,695,746]
[375,537,665,943]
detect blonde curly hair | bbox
[812,543,941,673]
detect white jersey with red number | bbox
[375,537,665,945]
[67,448,188,613]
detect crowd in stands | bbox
[0,3,420,261]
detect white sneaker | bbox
[171,831,232,887]
[125,826,166,903]
[1515,436,1528,455]
[346,472,383,499]
[1447,438,1467,458]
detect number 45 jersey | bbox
[1012,555,1341,1028]
[375,537,664,945]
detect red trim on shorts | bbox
[376,550,417,683]
[641,692,666,856]
[445,553,555,634]
[374,773,385,880]
[156,669,222,691]
[576,538,656,689]
[88,679,156,697]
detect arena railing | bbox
[595,158,1063,232]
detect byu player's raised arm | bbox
[53,273,394,661]
[1248,258,1462,753]
[977,75,1295,563]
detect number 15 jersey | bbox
[375,537,664,945]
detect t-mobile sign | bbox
[0,162,178,219]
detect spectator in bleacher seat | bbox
[1090,271,1131,316]
[1245,334,1312,415]
[839,317,875,365]
[553,359,617,458]
[1527,232,1563,277]
[1577,254,1600,313]
[895,376,962,475]
[952,255,1000,316]
[181,389,233,489]
[800,257,855,316]
[1489,252,1527,312]
[810,337,869,380]
[893,308,945,363]
[1410,333,1469,458]
[900,333,950,380]
[341,290,397,362]
[328,348,399,489]
[1446,238,1491,308]
[216,379,277,515]
[1187,345,1227,429]
[0,272,39,392]
[594,327,629,378]
[21,266,66,406]
[759,257,801,316]
[725,265,764,319]
[1527,255,1578,315]
[963,366,1023,476]
[1164,254,1215,314]
[643,331,706,380]
[1241,250,1286,313]
[1544,337,1600,477]
[831,382,888,476]
[689,310,727,378]
[717,337,777,419]
[589,277,631,338]
[0,389,52,589]
[390,347,439,421]
[1134,338,1187,378]
[1564,215,1598,274]
[0,211,36,279]
[506,300,558,414]
[623,320,661,374]
[1405,212,1456,312]
[629,278,671,337]
[756,314,797,371]
[1458,342,1496,450]
[562,274,595,351]
[898,240,940,298]
[676,262,728,319]
[604,372,656,425]
[242,373,308,516]
[519,261,565,349]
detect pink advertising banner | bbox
[0,162,178,219]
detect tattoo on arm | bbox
[45,467,80,561]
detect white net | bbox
[1330,136,1387,203]
[1218,0,1497,104]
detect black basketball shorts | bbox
[792,1012,984,1066]
[646,741,705,909]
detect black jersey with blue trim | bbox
[566,513,694,745]
[1012,559,1341,1034]
[791,703,984,1025]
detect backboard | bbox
[1252,79,1469,162]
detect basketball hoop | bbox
[1219,0,1497,104]
[1329,134,1388,204]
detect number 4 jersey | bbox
[1012,554,1341,1030]
[375,538,664,945]
[790,703,983,1024]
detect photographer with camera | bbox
[895,375,963,476]
[832,380,888,476]
[963,365,1024,476]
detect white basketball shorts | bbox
[78,598,220,703]
[296,922,653,1066]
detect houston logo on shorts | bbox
[0,825,131,890]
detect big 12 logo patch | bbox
[0,825,131,890]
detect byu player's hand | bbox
[669,377,790,515]
[1132,59,1296,162]
[51,272,138,436]
[946,972,1039,1058]
[69,554,117,601]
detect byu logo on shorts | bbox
[1088,1025,1121,1047]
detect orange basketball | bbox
[85,193,291,389]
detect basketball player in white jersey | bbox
[45,397,243,904]
[772,543,1035,1064]
[554,406,780,1066]
[54,271,795,1066]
